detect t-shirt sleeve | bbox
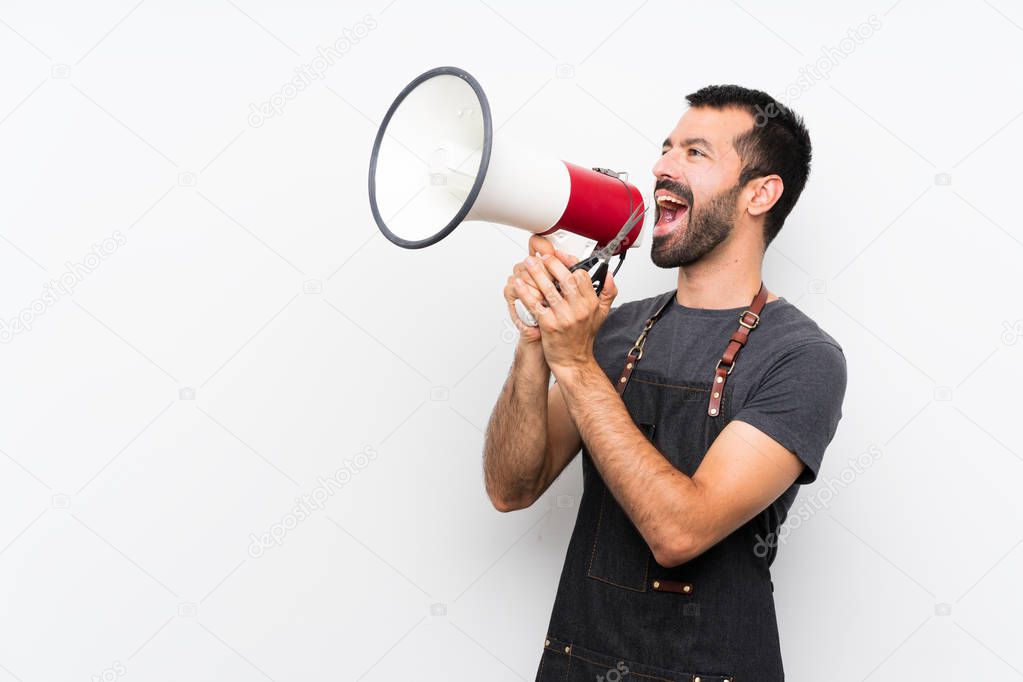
[732,341,847,484]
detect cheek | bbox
[688,173,720,205]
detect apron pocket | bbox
[583,419,660,591]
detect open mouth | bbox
[653,189,689,237]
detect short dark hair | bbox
[685,84,812,246]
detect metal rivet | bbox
[545,639,550,647]
[709,408,717,415]
[695,677,701,682]
[712,391,719,398]
[652,580,660,589]
[683,585,691,593]
[627,362,633,369]
[715,376,723,383]
[619,377,627,383]
[564,646,571,654]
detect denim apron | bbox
[535,286,783,681]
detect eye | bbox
[688,148,706,157]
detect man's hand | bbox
[517,243,618,376]
[504,235,562,345]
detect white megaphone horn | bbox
[367,66,647,324]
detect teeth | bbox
[656,195,685,208]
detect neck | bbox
[674,234,773,309]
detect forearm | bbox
[483,340,552,510]
[554,360,704,564]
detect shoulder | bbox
[746,298,847,391]
[759,298,844,358]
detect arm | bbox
[483,340,582,512]
[554,361,804,566]
[483,237,590,512]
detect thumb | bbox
[598,269,618,309]
[528,235,556,258]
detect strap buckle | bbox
[738,310,760,330]
[627,317,656,360]
[715,358,735,375]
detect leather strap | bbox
[615,292,676,396]
[616,283,768,418]
[651,578,694,595]
[707,282,768,417]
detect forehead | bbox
[666,105,755,151]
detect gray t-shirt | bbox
[588,291,847,533]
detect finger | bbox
[540,253,582,302]
[513,261,533,285]
[528,235,556,258]
[551,249,580,268]
[572,268,597,302]
[513,276,552,320]
[598,269,618,308]
[523,255,567,314]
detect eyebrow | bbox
[662,136,716,153]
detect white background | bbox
[1,1,1021,680]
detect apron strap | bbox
[614,291,676,396]
[707,282,768,417]
[615,283,769,418]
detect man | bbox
[483,85,846,680]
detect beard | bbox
[651,180,742,268]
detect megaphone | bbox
[367,66,647,324]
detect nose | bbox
[652,148,682,182]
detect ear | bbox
[746,174,784,218]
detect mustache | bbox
[654,178,694,206]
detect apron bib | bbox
[536,286,784,681]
